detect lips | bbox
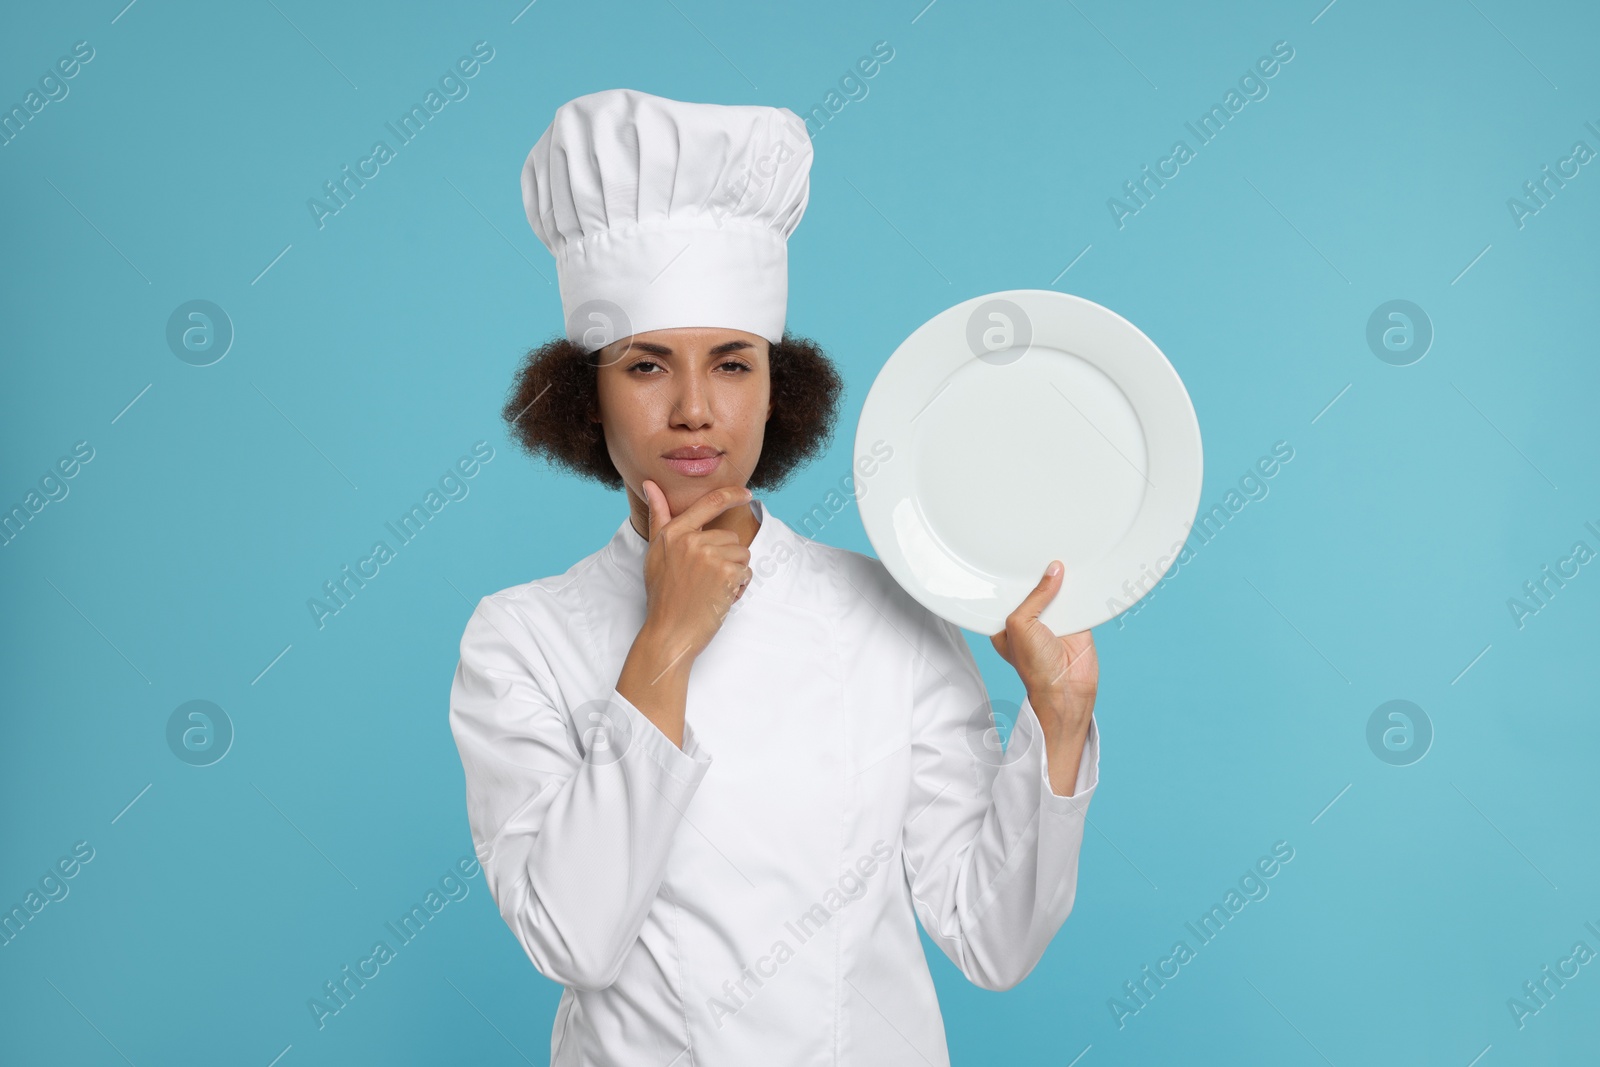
[661,444,724,477]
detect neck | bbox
[626,490,761,548]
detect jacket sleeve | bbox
[899,607,1100,992]
[448,594,714,992]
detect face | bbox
[591,326,772,520]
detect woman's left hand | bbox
[990,561,1097,791]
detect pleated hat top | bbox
[521,88,813,349]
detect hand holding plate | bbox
[990,560,1098,742]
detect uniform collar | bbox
[603,497,794,599]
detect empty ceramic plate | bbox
[854,290,1203,635]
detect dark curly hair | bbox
[502,334,844,492]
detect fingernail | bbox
[1047,561,1062,577]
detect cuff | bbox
[604,687,714,786]
[1017,695,1100,813]
[682,718,711,762]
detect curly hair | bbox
[502,334,844,492]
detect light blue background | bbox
[3,0,1597,1063]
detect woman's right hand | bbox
[637,479,754,668]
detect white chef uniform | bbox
[449,499,1102,1066]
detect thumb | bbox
[1013,560,1064,625]
[642,479,672,540]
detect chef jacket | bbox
[449,498,1101,1066]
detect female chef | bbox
[450,88,1101,1067]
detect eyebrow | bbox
[624,340,754,356]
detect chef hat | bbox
[522,88,813,351]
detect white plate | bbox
[853,290,1203,635]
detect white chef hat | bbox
[521,88,813,351]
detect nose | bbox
[670,367,712,430]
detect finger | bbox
[1010,560,1064,623]
[701,543,751,567]
[669,484,753,533]
[643,479,672,541]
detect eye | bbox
[719,359,753,372]
[626,359,662,375]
